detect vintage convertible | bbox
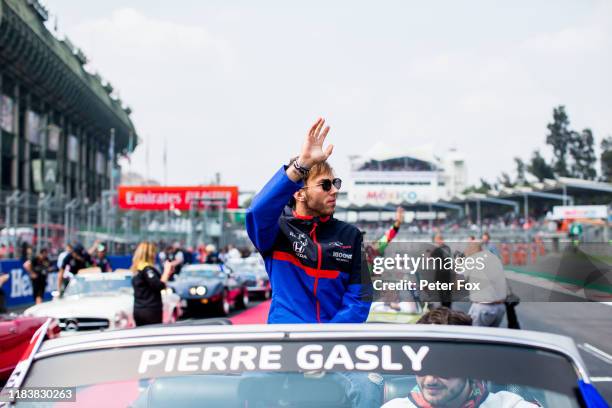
[0,322,608,407]
[167,264,250,317]
[225,257,271,300]
[23,270,182,333]
[0,314,60,382]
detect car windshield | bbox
[227,264,257,275]
[63,274,133,296]
[181,268,224,279]
[18,340,582,407]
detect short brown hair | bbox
[289,161,335,208]
[304,161,334,185]
[417,307,472,326]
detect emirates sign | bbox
[117,186,239,210]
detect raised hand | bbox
[395,206,405,226]
[298,118,334,168]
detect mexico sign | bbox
[552,205,608,220]
[118,186,239,210]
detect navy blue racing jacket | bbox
[246,166,372,323]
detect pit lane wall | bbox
[0,256,132,308]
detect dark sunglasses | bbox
[303,178,342,192]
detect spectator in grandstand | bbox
[24,248,53,304]
[460,241,507,327]
[57,243,94,296]
[0,244,7,259]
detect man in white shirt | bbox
[459,241,507,327]
[382,307,537,408]
[382,377,538,408]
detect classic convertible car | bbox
[168,264,250,317]
[0,322,608,407]
[0,314,60,382]
[225,257,271,300]
[23,270,182,333]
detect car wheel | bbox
[237,288,249,310]
[217,290,230,316]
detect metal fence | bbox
[0,190,247,256]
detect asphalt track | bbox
[450,274,612,404]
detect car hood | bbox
[25,294,132,319]
[172,277,223,288]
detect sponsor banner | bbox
[0,95,14,133]
[118,186,239,210]
[47,124,60,152]
[31,160,43,193]
[96,152,105,175]
[0,260,56,308]
[552,205,608,220]
[44,160,58,193]
[68,135,79,162]
[26,111,42,145]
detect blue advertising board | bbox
[0,256,132,309]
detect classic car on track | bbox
[23,270,182,333]
[167,264,250,317]
[225,257,271,300]
[0,314,60,383]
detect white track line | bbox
[591,377,612,382]
[579,343,612,365]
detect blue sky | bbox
[43,0,612,190]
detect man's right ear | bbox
[294,190,306,203]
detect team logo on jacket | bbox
[330,241,352,249]
[292,233,308,254]
[332,251,353,262]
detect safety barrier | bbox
[0,255,132,309]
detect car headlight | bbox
[113,311,129,329]
[196,286,206,296]
[164,287,174,295]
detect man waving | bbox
[246,117,372,323]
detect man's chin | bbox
[323,206,336,216]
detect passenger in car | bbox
[382,307,538,407]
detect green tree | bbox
[601,136,612,182]
[546,106,572,177]
[569,128,597,180]
[514,157,526,185]
[462,178,492,195]
[527,151,555,181]
[497,172,514,188]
